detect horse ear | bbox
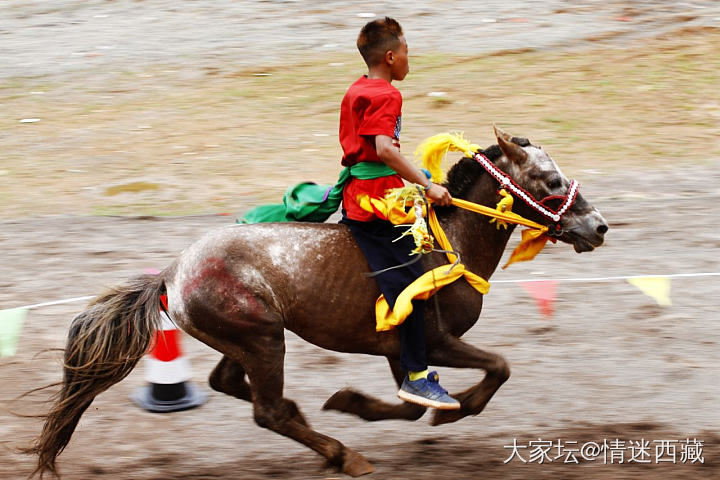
[493,125,512,142]
[494,125,527,163]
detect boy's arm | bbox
[375,134,452,206]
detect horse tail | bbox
[25,273,165,478]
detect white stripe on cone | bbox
[145,356,192,385]
[160,311,176,331]
[145,311,193,384]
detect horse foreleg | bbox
[427,334,511,426]
[322,358,426,421]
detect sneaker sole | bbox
[397,389,461,410]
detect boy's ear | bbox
[385,49,395,64]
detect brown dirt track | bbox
[2,164,719,479]
[0,164,720,479]
[2,1,720,479]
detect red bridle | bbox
[471,151,580,235]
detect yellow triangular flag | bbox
[627,277,672,306]
[0,307,28,357]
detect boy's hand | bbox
[426,183,452,206]
[374,134,453,206]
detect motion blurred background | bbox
[1,2,719,479]
[2,0,718,218]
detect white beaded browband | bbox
[471,151,580,227]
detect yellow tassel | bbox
[489,189,514,230]
[414,133,482,183]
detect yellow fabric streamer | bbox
[504,228,551,269]
[375,263,490,331]
[426,203,551,267]
[372,204,491,330]
[356,192,425,225]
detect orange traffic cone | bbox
[131,295,207,412]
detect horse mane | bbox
[442,136,531,200]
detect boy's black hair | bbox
[357,17,404,67]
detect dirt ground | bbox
[2,1,720,479]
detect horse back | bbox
[168,222,400,356]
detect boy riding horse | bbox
[338,17,459,410]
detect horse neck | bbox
[439,171,515,280]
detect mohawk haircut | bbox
[357,17,404,67]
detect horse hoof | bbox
[342,450,374,477]
[430,408,466,426]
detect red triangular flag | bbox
[519,280,557,319]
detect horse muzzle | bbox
[563,212,609,253]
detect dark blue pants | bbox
[341,216,427,373]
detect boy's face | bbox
[389,35,409,81]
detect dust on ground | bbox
[1,2,720,479]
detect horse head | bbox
[491,126,608,253]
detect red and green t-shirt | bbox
[339,76,404,221]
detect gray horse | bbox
[27,128,608,477]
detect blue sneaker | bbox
[397,371,461,410]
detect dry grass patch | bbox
[1,29,718,218]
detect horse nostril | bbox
[597,223,609,235]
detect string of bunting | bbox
[1,272,718,357]
[502,272,719,319]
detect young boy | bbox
[339,17,460,410]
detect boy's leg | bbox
[341,217,459,409]
[393,253,427,375]
[376,274,428,374]
[341,217,427,367]
[397,302,427,372]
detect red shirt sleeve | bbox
[357,92,401,138]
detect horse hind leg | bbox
[178,264,371,475]
[237,327,373,476]
[322,357,426,421]
[209,355,252,402]
[209,355,312,427]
